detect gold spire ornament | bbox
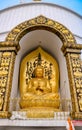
[33,0,41,1]
[19,0,25,3]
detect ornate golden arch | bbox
[6,15,76,45]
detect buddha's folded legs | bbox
[20,93,60,109]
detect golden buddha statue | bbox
[20,65,60,110]
[19,47,60,117]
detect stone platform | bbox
[10,111,70,120]
[0,111,71,130]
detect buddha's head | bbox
[34,66,44,78]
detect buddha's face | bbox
[35,67,44,78]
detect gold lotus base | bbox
[21,107,60,118]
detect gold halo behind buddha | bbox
[19,47,60,118]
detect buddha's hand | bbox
[22,93,30,100]
[36,86,44,92]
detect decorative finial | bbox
[33,0,41,1]
[39,41,41,44]
[38,53,42,65]
[19,0,25,3]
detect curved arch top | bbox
[6,15,76,45]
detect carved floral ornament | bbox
[6,15,76,45]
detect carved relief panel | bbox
[70,54,82,112]
[62,44,82,119]
[0,41,19,118]
[0,52,11,111]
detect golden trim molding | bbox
[0,41,20,52]
[61,43,82,55]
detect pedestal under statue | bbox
[19,47,60,118]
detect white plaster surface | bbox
[10,111,70,120]
[0,126,67,130]
[0,118,67,127]
[0,2,82,43]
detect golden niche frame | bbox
[20,47,59,96]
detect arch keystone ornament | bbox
[0,15,82,119]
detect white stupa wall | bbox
[0,2,82,43]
